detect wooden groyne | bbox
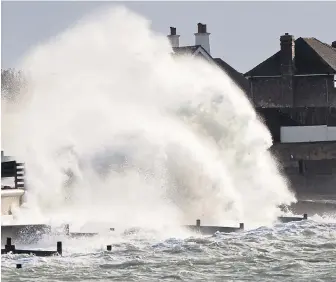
[63,224,116,238]
[277,213,308,223]
[1,213,309,244]
[183,219,244,235]
[1,238,114,270]
[182,214,308,235]
[1,237,62,256]
[1,224,115,244]
[1,214,310,265]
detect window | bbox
[334,74,336,88]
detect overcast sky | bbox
[1,1,335,73]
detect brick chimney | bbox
[194,23,210,54]
[167,27,180,48]
[280,33,295,75]
[280,33,295,106]
[332,41,336,48]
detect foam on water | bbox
[2,219,336,282]
[2,6,296,231]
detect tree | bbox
[1,69,27,102]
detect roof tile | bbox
[245,37,336,76]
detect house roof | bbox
[214,58,249,93]
[172,45,249,93]
[245,37,336,76]
[172,45,200,55]
[303,38,336,71]
[172,45,213,60]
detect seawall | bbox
[271,142,336,196]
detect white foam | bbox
[1,6,295,231]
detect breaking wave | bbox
[1,6,295,230]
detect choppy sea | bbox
[2,203,336,282]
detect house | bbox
[244,34,336,195]
[1,151,25,215]
[167,23,249,94]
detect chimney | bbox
[167,27,180,48]
[280,33,295,75]
[332,41,336,48]
[280,33,295,106]
[194,23,210,54]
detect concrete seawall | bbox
[271,142,336,196]
[271,142,336,161]
[287,174,336,195]
[1,189,24,216]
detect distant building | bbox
[167,23,249,94]
[245,34,336,195]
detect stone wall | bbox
[249,77,286,107]
[295,76,336,107]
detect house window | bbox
[334,74,336,88]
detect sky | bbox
[1,1,335,73]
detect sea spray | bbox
[1,6,296,229]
